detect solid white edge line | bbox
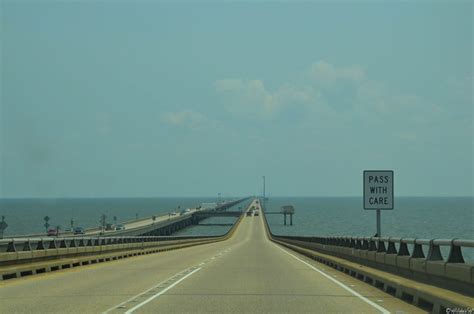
[272,243,390,314]
[124,267,202,314]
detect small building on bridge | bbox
[281,205,295,225]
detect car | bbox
[115,224,126,231]
[254,211,259,216]
[74,227,85,235]
[47,228,58,236]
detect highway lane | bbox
[0,199,423,313]
[119,200,423,313]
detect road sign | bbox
[364,170,394,210]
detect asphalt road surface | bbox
[0,200,424,313]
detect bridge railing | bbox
[271,234,474,295]
[272,235,474,264]
[260,206,474,299]
[0,235,224,254]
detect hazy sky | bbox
[1,1,472,198]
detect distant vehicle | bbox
[185,208,191,213]
[115,224,126,231]
[246,211,252,217]
[170,212,178,216]
[74,227,85,235]
[47,228,58,236]
[254,211,259,216]
[105,223,114,231]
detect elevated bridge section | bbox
[0,197,472,314]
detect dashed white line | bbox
[101,269,189,314]
[103,245,235,313]
[273,243,390,314]
[124,267,201,313]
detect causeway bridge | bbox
[0,198,473,313]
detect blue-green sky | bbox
[1,1,472,197]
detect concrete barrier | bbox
[0,198,251,281]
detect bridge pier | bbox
[283,213,293,226]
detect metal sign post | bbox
[376,209,381,237]
[363,170,394,237]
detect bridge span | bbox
[0,198,441,313]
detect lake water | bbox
[0,197,217,236]
[263,197,473,262]
[1,196,472,260]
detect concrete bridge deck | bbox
[0,199,423,313]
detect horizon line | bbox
[1,195,473,199]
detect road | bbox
[83,208,199,236]
[0,199,423,313]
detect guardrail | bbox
[0,198,250,281]
[0,235,219,255]
[269,235,474,295]
[260,208,474,313]
[272,235,474,264]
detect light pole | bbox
[44,216,50,233]
[100,214,106,234]
[0,216,7,239]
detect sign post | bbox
[363,170,394,237]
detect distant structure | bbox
[281,205,295,226]
[201,202,217,210]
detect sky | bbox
[0,1,473,198]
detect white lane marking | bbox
[124,267,201,314]
[102,270,187,314]
[273,244,390,314]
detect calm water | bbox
[1,196,472,241]
[174,198,253,236]
[264,197,473,239]
[0,197,218,236]
[264,197,474,262]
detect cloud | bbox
[309,60,366,87]
[214,61,373,119]
[161,110,205,128]
[216,60,445,122]
[214,79,317,118]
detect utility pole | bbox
[0,216,7,239]
[100,214,107,234]
[44,216,50,233]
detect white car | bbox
[115,224,126,231]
